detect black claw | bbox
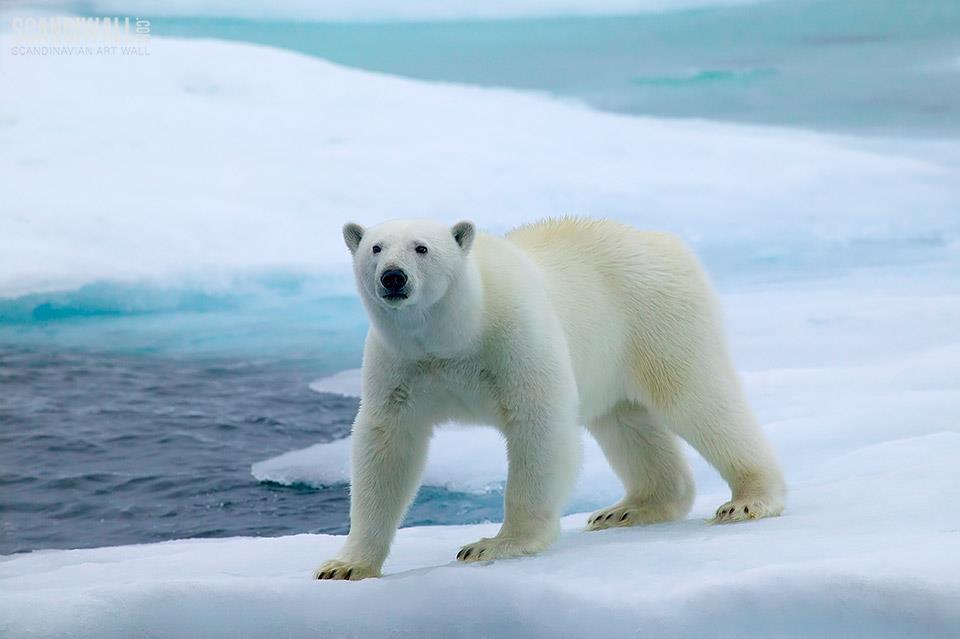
[457,550,463,560]
[744,506,749,514]
[605,513,614,520]
[345,569,353,580]
[319,571,328,579]
[620,513,629,521]
[478,549,486,559]
[464,549,473,559]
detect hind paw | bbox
[586,502,674,531]
[713,496,783,523]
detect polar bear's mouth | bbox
[382,292,408,301]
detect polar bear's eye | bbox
[372,245,382,254]
[415,246,428,255]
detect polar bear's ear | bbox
[342,223,365,254]
[451,221,475,253]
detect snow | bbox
[1,35,957,297]
[2,30,960,639]
[307,368,363,399]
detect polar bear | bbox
[315,217,785,580]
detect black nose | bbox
[380,269,407,291]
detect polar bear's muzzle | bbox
[379,268,410,302]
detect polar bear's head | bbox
[343,218,476,310]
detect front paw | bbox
[313,559,379,581]
[456,535,550,563]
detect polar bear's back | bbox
[504,217,712,308]
[506,217,696,273]
[504,217,724,414]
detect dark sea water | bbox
[0,346,504,554]
[0,348,349,554]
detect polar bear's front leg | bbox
[315,406,431,580]
[458,402,581,563]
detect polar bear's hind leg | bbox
[653,368,786,524]
[585,402,695,531]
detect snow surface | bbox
[1,35,958,297]
[2,31,960,639]
[307,367,364,399]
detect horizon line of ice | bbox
[27,0,772,23]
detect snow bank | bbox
[1,35,957,297]
[308,368,363,398]
[255,427,508,493]
[29,0,770,23]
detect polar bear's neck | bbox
[368,256,485,359]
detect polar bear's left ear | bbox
[451,221,476,253]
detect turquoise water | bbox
[0,276,367,362]
[150,0,960,135]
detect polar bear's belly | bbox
[550,292,634,423]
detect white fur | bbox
[315,218,785,580]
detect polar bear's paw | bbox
[586,502,676,531]
[313,559,379,581]
[456,535,550,563]
[712,496,783,523]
